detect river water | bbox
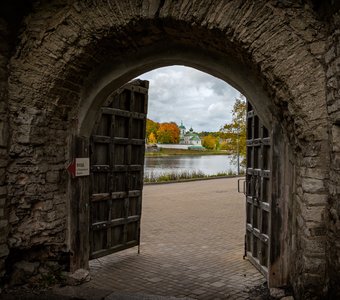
[144,155,238,178]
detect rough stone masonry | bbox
[0,1,339,299]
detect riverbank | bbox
[144,174,244,185]
[144,169,245,184]
[145,148,233,157]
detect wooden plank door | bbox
[89,79,148,259]
[245,101,271,277]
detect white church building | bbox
[156,122,205,150]
[179,122,202,146]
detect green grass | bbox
[144,169,242,183]
[145,148,233,157]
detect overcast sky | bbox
[138,66,241,132]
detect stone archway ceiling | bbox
[9,1,329,149]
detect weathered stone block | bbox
[270,287,285,298]
[308,225,326,237]
[9,210,19,224]
[301,236,325,255]
[310,41,325,55]
[65,268,90,286]
[301,167,328,180]
[327,76,338,89]
[303,193,328,206]
[33,199,53,211]
[301,205,324,223]
[46,170,60,183]
[302,157,320,168]
[332,125,340,152]
[325,46,336,64]
[334,57,340,73]
[301,178,325,193]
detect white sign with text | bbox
[75,158,90,177]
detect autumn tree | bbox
[148,132,157,144]
[146,119,159,143]
[220,141,230,151]
[157,122,180,144]
[202,135,217,150]
[221,94,247,165]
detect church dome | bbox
[179,121,186,129]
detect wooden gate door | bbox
[245,101,271,277]
[89,79,148,259]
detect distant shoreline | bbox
[144,174,244,185]
[145,148,234,157]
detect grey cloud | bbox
[138,66,240,132]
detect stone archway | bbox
[1,1,335,298]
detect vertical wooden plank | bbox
[89,137,94,257]
[268,121,290,287]
[138,91,148,250]
[107,113,114,249]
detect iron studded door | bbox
[245,101,271,277]
[89,79,148,259]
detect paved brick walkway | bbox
[85,178,265,299]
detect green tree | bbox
[221,94,247,165]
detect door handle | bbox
[238,178,246,195]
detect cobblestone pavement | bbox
[84,178,265,299]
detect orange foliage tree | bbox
[157,122,180,144]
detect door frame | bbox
[67,135,91,272]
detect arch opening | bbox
[77,43,274,137]
[84,67,268,298]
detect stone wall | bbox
[0,17,9,286]
[1,1,72,285]
[325,10,340,299]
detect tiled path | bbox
[84,178,265,299]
